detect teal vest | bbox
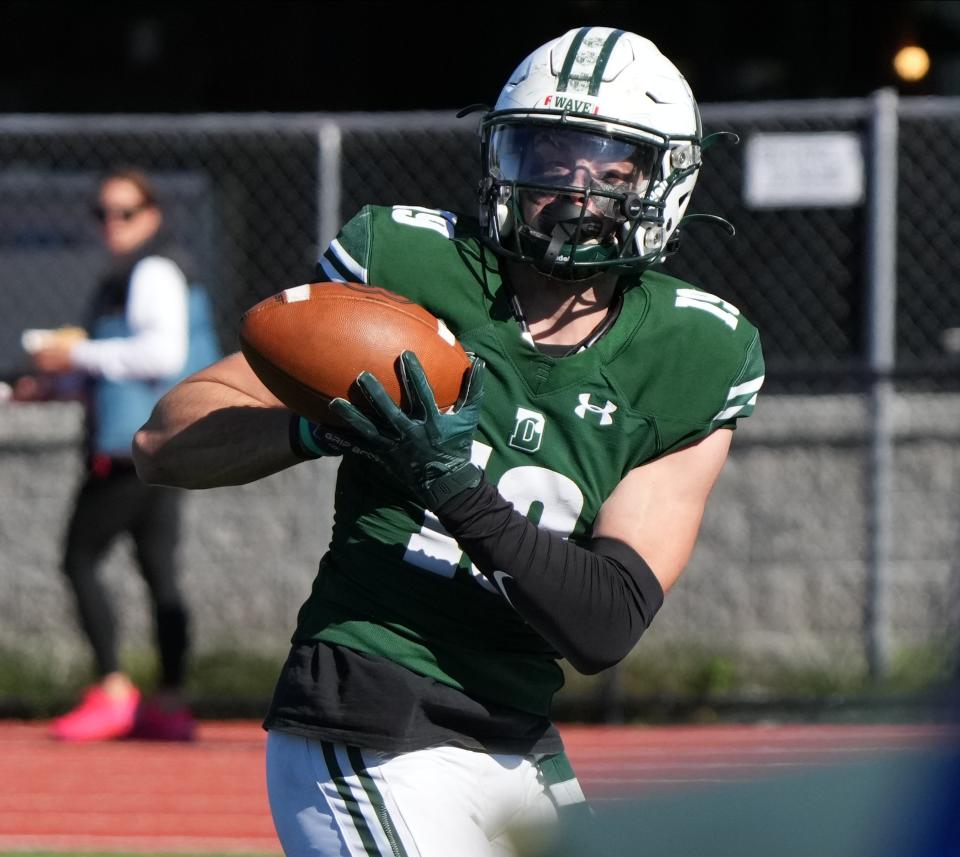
[90,286,221,457]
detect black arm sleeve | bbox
[436,478,664,675]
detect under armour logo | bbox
[574,394,617,426]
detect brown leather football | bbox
[239,282,471,425]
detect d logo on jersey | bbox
[574,394,617,426]
[509,407,546,452]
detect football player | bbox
[134,26,764,857]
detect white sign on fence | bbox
[744,132,865,208]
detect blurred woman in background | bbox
[31,169,197,742]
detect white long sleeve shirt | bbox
[70,256,189,381]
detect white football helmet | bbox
[477,27,707,278]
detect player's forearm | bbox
[436,478,663,675]
[133,378,301,489]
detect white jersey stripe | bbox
[675,287,741,316]
[726,375,765,400]
[713,404,746,422]
[674,296,739,330]
[329,239,368,282]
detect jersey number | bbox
[390,206,457,239]
[403,441,584,593]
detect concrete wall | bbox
[2,394,958,684]
[660,393,960,679]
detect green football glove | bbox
[328,350,485,509]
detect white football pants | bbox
[266,730,586,857]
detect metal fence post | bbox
[864,88,899,680]
[317,120,343,253]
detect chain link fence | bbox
[2,99,958,381]
[0,116,321,370]
[897,104,960,369]
[1,95,958,710]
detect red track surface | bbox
[1,721,956,853]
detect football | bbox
[238,282,472,425]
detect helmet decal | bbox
[542,94,601,114]
[555,27,626,96]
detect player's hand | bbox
[329,350,485,509]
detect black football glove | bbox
[328,350,485,509]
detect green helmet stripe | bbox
[555,27,590,92]
[556,28,627,98]
[589,29,625,96]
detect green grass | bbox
[555,640,959,723]
[0,645,283,718]
[0,640,955,722]
[610,640,957,699]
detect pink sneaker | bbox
[128,700,197,742]
[50,685,140,741]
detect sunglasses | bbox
[92,202,150,223]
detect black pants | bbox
[62,460,189,689]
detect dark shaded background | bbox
[2,0,959,382]
[2,0,959,113]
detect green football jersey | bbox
[296,204,764,718]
